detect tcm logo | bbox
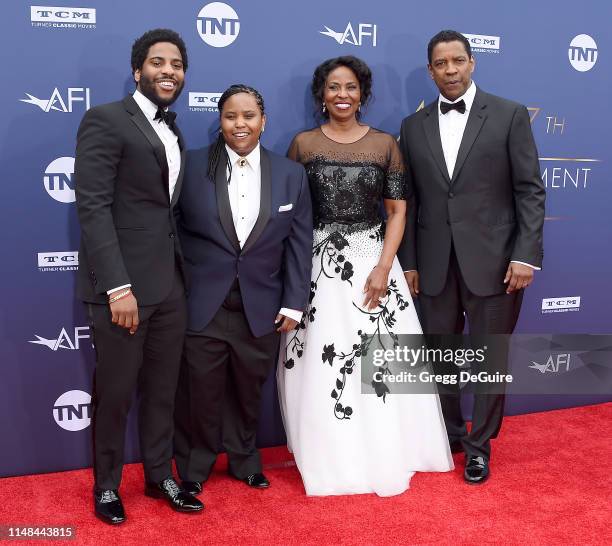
[189,92,222,112]
[29,326,90,351]
[20,87,90,113]
[320,23,377,47]
[44,156,75,203]
[462,33,500,53]
[53,390,92,431]
[31,5,96,28]
[529,353,571,374]
[568,34,598,72]
[541,297,581,314]
[37,251,78,272]
[196,2,240,48]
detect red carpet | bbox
[1,403,611,545]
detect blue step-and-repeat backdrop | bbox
[1,0,611,477]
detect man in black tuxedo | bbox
[74,29,203,523]
[398,30,545,484]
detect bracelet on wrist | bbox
[109,289,131,304]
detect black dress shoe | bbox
[242,473,270,489]
[464,456,490,484]
[181,480,202,496]
[145,477,204,512]
[94,488,126,525]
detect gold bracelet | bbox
[109,289,131,304]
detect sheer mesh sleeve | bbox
[287,134,301,162]
[383,135,406,200]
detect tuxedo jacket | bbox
[177,145,313,337]
[74,96,186,305]
[397,88,545,297]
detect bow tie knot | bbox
[154,107,177,126]
[440,99,466,115]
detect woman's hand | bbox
[363,265,390,310]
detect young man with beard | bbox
[75,28,203,524]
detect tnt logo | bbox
[20,87,90,113]
[196,2,240,48]
[568,34,598,72]
[44,157,75,203]
[320,23,377,47]
[53,390,92,431]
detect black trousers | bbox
[174,280,280,482]
[418,246,523,460]
[88,268,186,490]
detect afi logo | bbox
[568,34,598,72]
[29,326,90,351]
[530,353,571,374]
[197,2,240,48]
[30,6,96,24]
[53,390,92,431]
[320,23,377,47]
[20,87,90,113]
[44,156,75,203]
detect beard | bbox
[138,73,184,107]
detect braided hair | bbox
[207,84,266,181]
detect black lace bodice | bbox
[288,127,406,228]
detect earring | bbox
[358,103,361,112]
[261,125,265,133]
[322,103,326,113]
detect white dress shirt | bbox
[403,81,538,273]
[225,144,303,322]
[108,90,182,295]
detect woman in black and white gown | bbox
[277,56,453,497]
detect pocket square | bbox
[278,203,293,212]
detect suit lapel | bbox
[422,101,451,184]
[170,125,186,207]
[242,147,271,255]
[451,89,488,183]
[214,148,241,253]
[123,96,170,202]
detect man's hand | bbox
[109,290,139,334]
[404,271,419,297]
[275,314,298,333]
[503,263,534,293]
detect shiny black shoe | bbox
[242,473,270,489]
[464,456,490,484]
[181,480,203,496]
[145,477,204,512]
[94,488,126,525]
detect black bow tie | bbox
[154,107,177,126]
[440,99,466,115]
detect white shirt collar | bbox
[438,81,477,114]
[225,143,261,171]
[133,89,163,121]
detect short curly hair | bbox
[131,28,188,74]
[311,56,372,119]
[427,30,471,64]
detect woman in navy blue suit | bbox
[173,85,313,495]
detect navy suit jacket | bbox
[177,145,313,337]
